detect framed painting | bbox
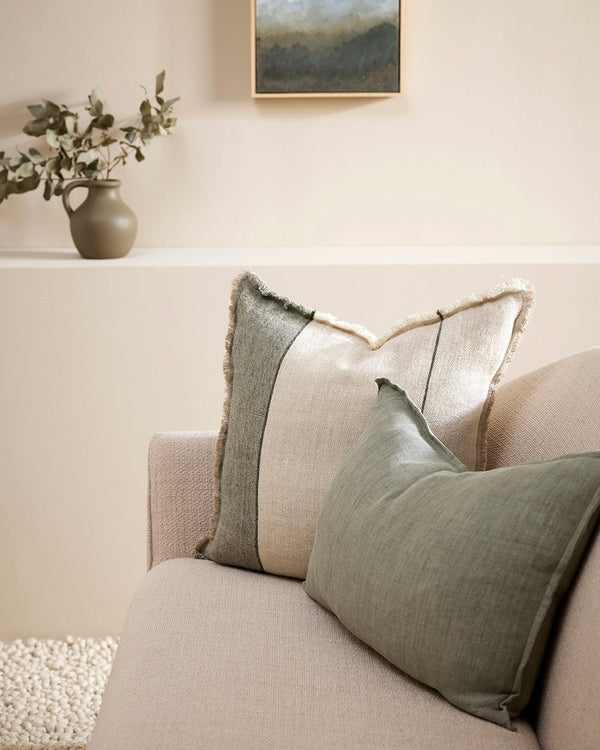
[252,0,402,98]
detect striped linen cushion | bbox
[196,271,534,578]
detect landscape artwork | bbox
[253,0,401,97]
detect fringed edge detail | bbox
[315,277,536,351]
[195,271,245,556]
[252,271,315,319]
[475,280,537,470]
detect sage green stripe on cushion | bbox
[198,274,313,572]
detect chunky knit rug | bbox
[0,637,117,750]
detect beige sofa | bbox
[89,348,600,750]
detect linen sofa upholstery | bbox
[90,348,600,750]
[147,430,216,569]
[487,346,600,750]
[90,559,540,750]
[487,346,600,467]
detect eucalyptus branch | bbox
[0,71,179,203]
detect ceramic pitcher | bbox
[62,179,137,259]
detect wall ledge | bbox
[1,245,599,268]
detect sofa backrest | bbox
[487,347,600,750]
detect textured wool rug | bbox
[0,637,117,750]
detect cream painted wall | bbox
[1,251,600,639]
[0,0,599,639]
[0,0,599,247]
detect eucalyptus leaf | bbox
[19,172,41,192]
[8,156,26,169]
[89,86,104,112]
[15,161,35,178]
[93,114,115,130]
[43,179,53,200]
[27,104,46,118]
[23,117,50,137]
[28,148,45,165]
[76,149,102,165]
[46,131,61,149]
[160,97,180,113]
[155,70,165,97]
[40,99,61,117]
[64,115,76,135]
[140,99,152,118]
[58,135,74,150]
[45,157,60,174]
[0,179,16,202]
[88,163,105,177]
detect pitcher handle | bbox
[62,180,89,217]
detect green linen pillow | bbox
[304,379,600,729]
[196,271,534,578]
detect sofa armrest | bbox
[487,348,600,749]
[147,431,217,570]
[487,347,600,467]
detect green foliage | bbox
[0,71,179,203]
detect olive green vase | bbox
[62,179,137,259]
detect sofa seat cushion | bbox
[90,560,540,750]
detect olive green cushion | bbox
[304,379,600,729]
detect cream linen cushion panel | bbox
[89,559,541,750]
[196,271,534,578]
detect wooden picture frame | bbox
[252,0,402,98]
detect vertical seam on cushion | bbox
[254,312,315,571]
[421,311,444,414]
